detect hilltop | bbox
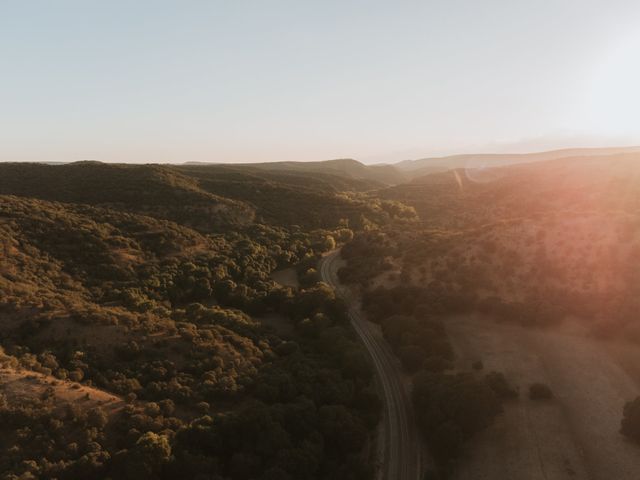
[0,160,415,231]
[0,162,254,231]
[215,158,407,185]
[394,146,640,178]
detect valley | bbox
[3,151,640,479]
[5,3,640,478]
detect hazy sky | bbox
[2,0,640,163]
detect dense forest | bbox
[0,161,415,480]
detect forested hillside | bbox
[174,164,415,229]
[395,146,640,178]
[0,162,416,480]
[336,154,640,476]
[376,154,640,336]
[0,161,414,231]
[212,158,407,185]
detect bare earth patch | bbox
[270,267,299,288]
[0,367,124,414]
[446,315,640,480]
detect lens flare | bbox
[464,161,506,183]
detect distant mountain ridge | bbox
[4,146,640,190]
[202,158,407,185]
[394,146,640,178]
[182,146,640,182]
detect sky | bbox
[2,0,640,164]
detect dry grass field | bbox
[447,315,640,480]
[0,367,123,414]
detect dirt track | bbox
[447,315,640,480]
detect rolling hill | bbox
[0,162,255,231]
[184,158,407,186]
[375,152,640,336]
[395,146,640,178]
[0,164,391,479]
[0,161,416,231]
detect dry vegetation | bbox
[0,161,416,480]
[5,154,640,479]
[339,154,640,477]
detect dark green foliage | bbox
[338,231,396,286]
[621,396,640,443]
[0,162,254,231]
[398,345,428,373]
[123,432,172,479]
[0,162,416,233]
[380,315,453,374]
[0,162,414,480]
[529,383,553,401]
[484,372,519,400]
[413,372,503,465]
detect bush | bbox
[413,372,503,464]
[398,345,426,373]
[621,396,640,442]
[529,383,553,400]
[485,372,519,400]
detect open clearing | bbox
[0,367,124,414]
[270,267,299,288]
[446,315,640,480]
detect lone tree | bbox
[124,432,172,479]
[621,396,640,442]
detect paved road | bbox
[319,251,423,480]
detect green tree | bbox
[621,396,640,442]
[125,432,172,479]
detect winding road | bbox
[319,250,423,480]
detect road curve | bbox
[319,250,423,480]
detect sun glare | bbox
[586,30,640,136]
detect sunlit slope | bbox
[0,161,414,231]
[396,146,640,178]
[0,162,254,231]
[384,152,640,224]
[0,194,272,402]
[379,153,640,336]
[0,194,209,312]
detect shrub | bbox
[485,372,518,399]
[413,372,503,464]
[529,383,553,400]
[472,360,484,371]
[621,396,640,442]
[398,345,426,373]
